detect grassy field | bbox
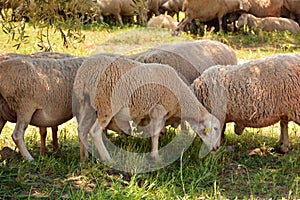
[1,23,300,199]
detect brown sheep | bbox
[159,0,184,22]
[174,0,251,33]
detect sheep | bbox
[281,0,300,24]
[237,13,300,34]
[159,0,184,22]
[72,55,221,161]
[147,15,178,29]
[0,52,74,157]
[247,0,283,18]
[174,0,251,33]
[96,0,146,26]
[147,0,168,19]
[192,54,300,153]
[129,40,237,84]
[0,56,86,161]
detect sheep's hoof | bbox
[280,144,289,153]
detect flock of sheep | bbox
[0,39,300,164]
[1,0,300,34]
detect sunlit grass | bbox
[0,23,300,199]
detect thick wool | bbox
[129,40,237,84]
[193,54,300,152]
[73,55,221,161]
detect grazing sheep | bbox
[192,54,300,152]
[73,55,221,161]
[159,0,184,22]
[0,56,85,161]
[147,15,178,29]
[129,40,237,84]
[174,0,251,33]
[237,13,300,33]
[0,52,74,157]
[96,0,145,26]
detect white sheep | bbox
[237,13,300,33]
[0,56,85,161]
[174,0,251,33]
[192,54,300,152]
[129,40,237,84]
[72,55,221,161]
[147,15,178,30]
[0,52,74,157]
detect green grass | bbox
[1,23,300,199]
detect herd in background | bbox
[0,0,300,34]
[0,40,300,163]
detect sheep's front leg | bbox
[90,120,112,162]
[12,120,33,161]
[280,117,290,153]
[0,119,7,134]
[151,133,160,159]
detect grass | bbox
[0,23,300,199]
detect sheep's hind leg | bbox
[90,119,112,162]
[51,126,58,152]
[279,117,290,153]
[12,120,33,161]
[39,127,47,157]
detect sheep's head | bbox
[237,13,248,28]
[188,114,222,154]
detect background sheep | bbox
[96,0,146,26]
[247,0,283,17]
[147,0,168,19]
[0,52,74,157]
[0,56,85,161]
[281,0,300,24]
[129,40,237,84]
[237,13,300,33]
[147,15,178,29]
[159,0,184,22]
[175,0,251,33]
[73,55,221,161]
[192,54,300,153]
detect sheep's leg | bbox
[218,16,223,32]
[0,119,7,133]
[279,117,290,153]
[12,120,33,161]
[172,16,192,35]
[149,104,167,159]
[90,120,112,162]
[78,114,97,160]
[51,126,58,152]
[115,14,124,26]
[234,123,245,135]
[39,127,47,157]
[151,133,160,159]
